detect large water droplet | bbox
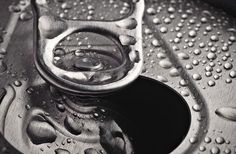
[55,148,71,154]
[215,107,236,121]
[27,120,57,144]
[64,116,82,135]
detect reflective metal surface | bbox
[0,0,236,154]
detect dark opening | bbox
[103,76,191,154]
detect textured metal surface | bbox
[0,0,236,154]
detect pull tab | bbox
[32,0,145,95]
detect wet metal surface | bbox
[0,0,236,154]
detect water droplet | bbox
[215,137,225,144]
[55,148,71,154]
[64,116,82,135]
[192,74,202,80]
[210,35,219,42]
[153,18,161,25]
[193,49,201,55]
[181,90,190,97]
[199,146,206,152]
[215,107,236,121]
[84,148,99,154]
[56,103,65,112]
[160,27,168,33]
[192,104,202,112]
[211,147,220,154]
[189,137,198,144]
[204,137,212,143]
[146,8,156,15]
[116,18,137,29]
[208,80,215,87]
[152,39,161,47]
[178,52,189,60]
[14,80,22,87]
[207,53,217,60]
[169,68,179,77]
[224,63,233,70]
[119,35,136,45]
[27,120,57,144]
[229,71,236,78]
[159,60,172,69]
[156,75,168,82]
[188,30,197,38]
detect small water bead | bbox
[153,17,161,25]
[179,79,188,86]
[159,60,172,69]
[206,72,212,77]
[164,18,171,24]
[189,137,198,144]
[152,39,161,47]
[167,6,175,13]
[205,66,213,72]
[193,49,201,55]
[178,52,189,60]
[185,64,193,70]
[14,80,22,87]
[207,80,215,87]
[192,60,199,66]
[169,68,179,77]
[204,137,212,143]
[56,103,65,112]
[229,36,236,42]
[207,53,217,60]
[199,146,206,152]
[160,27,168,33]
[181,90,190,97]
[226,78,232,83]
[229,71,236,78]
[188,30,197,38]
[215,137,225,144]
[192,74,202,80]
[192,104,202,112]
[146,7,156,15]
[210,35,219,42]
[157,52,166,59]
[224,148,231,154]
[211,147,220,154]
[224,63,233,70]
[156,75,168,82]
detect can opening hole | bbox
[103,76,191,153]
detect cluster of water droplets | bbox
[47,0,131,21]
